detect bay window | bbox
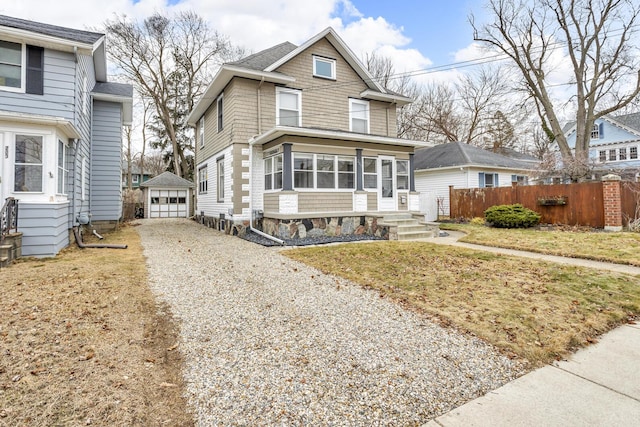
[57,139,67,194]
[264,155,283,190]
[14,134,43,192]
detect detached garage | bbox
[139,172,195,218]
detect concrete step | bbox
[397,230,436,240]
[397,224,429,233]
[0,256,8,268]
[382,213,414,221]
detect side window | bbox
[57,139,68,194]
[217,94,224,132]
[350,99,369,133]
[396,160,409,189]
[217,157,224,202]
[198,166,208,194]
[199,116,205,148]
[276,88,301,127]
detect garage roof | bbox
[140,171,195,188]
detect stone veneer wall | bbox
[193,214,392,240]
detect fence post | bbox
[449,185,455,219]
[602,174,622,231]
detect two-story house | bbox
[187,27,429,240]
[0,15,132,257]
[563,112,640,181]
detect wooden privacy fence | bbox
[449,177,639,229]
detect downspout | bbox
[248,136,284,245]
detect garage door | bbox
[149,189,188,218]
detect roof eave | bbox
[0,25,101,55]
[91,92,133,125]
[0,110,82,139]
[415,164,539,173]
[186,65,296,126]
[249,126,431,148]
[360,89,413,106]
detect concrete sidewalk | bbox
[421,231,640,426]
[425,324,640,427]
[423,230,640,276]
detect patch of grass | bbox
[0,224,193,426]
[440,223,640,266]
[284,241,640,366]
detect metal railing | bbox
[1,197,19,243]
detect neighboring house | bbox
[563,112,640,181]
[0,15,132,257]
[414,141,540,219]
[139,171,195,218]
[122,165,153,189]
[187,27,429,240]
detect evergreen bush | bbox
[484,204,541,228]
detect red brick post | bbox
[602,174,622,231]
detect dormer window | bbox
[313,55,336,80]
[591,123,604,139]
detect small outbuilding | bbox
[139,172,195,218]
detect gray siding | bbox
[90,100,123,221]
[18,202,70,257]
[0,49,76,121]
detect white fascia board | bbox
[186,65,296,126]
[0,110,82,139]
[0,26,99,55]
[264,27,386,94]
[249,126,431,148]
[92,39,107,82]
[360,89,413,106]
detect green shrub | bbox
[484,204,541,228]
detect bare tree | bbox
[105,11,239,178]
[471,0,640,181]
[124,125,134,190]
[139,151,168,177]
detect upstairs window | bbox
[590,123,600,139]
[217,94,224,132]
[350,99,369,134]
[313,55,336,80]
[631,146,638,160]
[0,41,43,94]
[599,150,607,162]
[276,87,301,127]
[199,116,205,148]
[619,147,627,161]
[0,40,23,90]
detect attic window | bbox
[313,55,336,80]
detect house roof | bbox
[612,112,640,131]
[140,171,195,188]
[414,141,539,171]
[0,14,103,45]
[0,14,108,81]
[186,27,412,126]
[228,41,298,71]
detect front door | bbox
[378,156,395,211]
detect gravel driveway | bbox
[138,219,523,426]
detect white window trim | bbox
[396,159,409,190]
[293,153,355,191]
[0,40,26,93]
[276,87,302,127]
[590,123,600,139]
[14,133,44,193]
[217,157,225,202]
[264,154,283,192]
[363,156,378,189]
[349,99,370,134]
[198,165,208,194]
[312,55,336,80]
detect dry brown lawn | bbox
[284,241,640,367]
[0,224,193,426]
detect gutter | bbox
[248,136,284,246]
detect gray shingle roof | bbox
[140,171,195,188]
[613,112,640,131]
[0,14,103,45]
[414,141,538,171]
[92,82,133,98]
[228,41,298,71]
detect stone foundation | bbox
[193,214,391,241]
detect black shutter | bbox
[26,45,44,95]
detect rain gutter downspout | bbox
[248,135,284,245]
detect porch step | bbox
[0,256,8,268]
[380,214,439,241]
